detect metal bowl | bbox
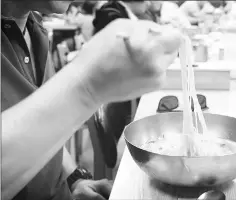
[124,113,236,187]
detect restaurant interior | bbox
[7,0,236,199]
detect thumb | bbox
[75,185,107,200]
[94,179,113,199]
[87,190,107,200]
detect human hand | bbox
[71,179,113,200]
[71,19,182,106]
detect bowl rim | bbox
[124,112,236,159]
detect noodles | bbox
[179,36,208,134]
[140,35,236,157]
[179,35,209,156]
[141,134,236,157]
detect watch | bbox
[67,166,93,191]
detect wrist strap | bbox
[67,166,93,191]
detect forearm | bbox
[63,147,77,178]
[2,59,98,200]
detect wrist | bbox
[67,51,103,109]
[67,166,93,191]
[70,178,83,192]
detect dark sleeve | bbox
[92,2,129,34]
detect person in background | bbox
[215,1,236,32]
[66,1,97,42]
[180,1,207,26]
[223,1,234,15]
[66,2,82,23]
[139,1,162,23]
[228,1,236,18]
[77,1,98,41]
[207,0,233,15]
[181,1,230,31]
[160,1,191,28]
[92,0,151,169]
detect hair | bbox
[208,0,226,8]
[66,1,97,15]
[177,1,186,7]
[81,1,97,15]
[66,2,82,14]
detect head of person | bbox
[66,2,82,15]
[208,0,225,8]
[176,1,185,7]
[80,1,98,15]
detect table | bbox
[110,79,236,200]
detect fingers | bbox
[94,179,113,199]
[87,191,107,200]
[81,187,107,200]
[139,21,183,54]
[116,21,183,56]
[72,179,110,200]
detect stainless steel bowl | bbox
[124,113,236,187]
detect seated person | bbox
[81,1,97,15]
[160,1,191,28]
[74,14,94,42]
[66,2,81,17]
[139,1,162,23]
[180,1,207,26]
[224,1,236,16]
[228,1,236,19]
[208,0,234,15]
[66,1,97,42]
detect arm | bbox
[2,57,98,200]
[2,19,182,200]
[63,147,77,178]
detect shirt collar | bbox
[1,11,39,22]
[1,11,47,34]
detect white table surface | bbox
[110,79,236,200]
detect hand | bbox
[71,19,182,106]
[71,179,113,200]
